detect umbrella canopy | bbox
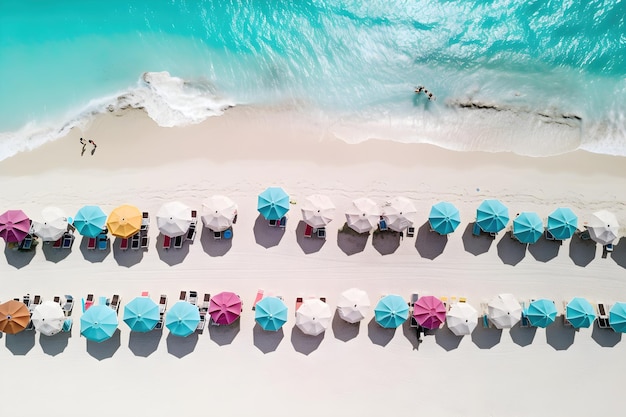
[374,295,409,329]
[413,296,447,330]
[202,195,238,232]
[609,302,626,333]
[0,300,30,334]
[429,202,461,235]
[487,294,522,329]
[156,201,192,237]
[301,194,335,228]
[74,205,107,237]
[345,197,380,234]
[476,199,509,233]
[526,299,557,328]
[337,288,371,324]
[512,212,543,244]
[257,187,290,221]
[446,302,478,336]
[165,301,200,337]
[587,210,620,245]
[107,204,142,239]
[547,208,578,240]
[566,297,596,329]
[255,297,288,331]
[382,197,416,232]
[209,292,242,325]
[32,301,65,336]
[32,207,68,242]
[80,305,118,342]
[0,210,31,243]
[296,299,332,336]
[123,296,160,332]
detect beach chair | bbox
[200,294,210,313]
[87,237,97,250]
[578,229,591,240]
[188,291,198,306]
[30,295,41,311]
[130,233,141,250]
[545,230,555,241]
[320,297,326,303]
[379,218,388,231]
[53,238,62,249]
[197,311,206,333]
[279,216,287,228]
[156,295,167,330]
[409,293,419,328]
[520,301,530,327]
[316,227,326,239]
[597,303,610,328]
[409,293,419,308]
[304,224,313,238]
[120,238,129,251]
[179,291,187,301]
[97,235,108,250]
[141,212,149,231]
[141,291,149,297]
[268,219,277,227]
[295,297,303,315]
[406,226,415,238]
[110,295,120,314]
[223,228,232,239]
[459,297,467,303]
[605,243,614,253]
[213,230,222,240]
[252,290,264,310]
[53,296,61,305]
[173,235,184,249]
[563,301,572,326]
[62,233,74,249]
[162,235,171,250]
[19,235,33,250]
[23,294,30,308]
[232,214,238,224]
[84,294,94,312]
[480,303,491,328]
[186,222,197,241]
[140,233,149,249]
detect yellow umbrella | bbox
[106,204,142,238]
[0,300,31,334]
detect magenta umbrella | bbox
[413,296,447,330]
[209,292,242,325]
[0,210,31,243]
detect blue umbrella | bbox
[512,212,543,244]
[429,202,461,235]
[547,208,578,240]
[165,301,200,337]
[609,302,626,333]
[80,305,118,342]
[476,199,509,233]
[257,187,290,221]
[526,299,557,328]
[374,295,409,329]
[123,297,160,332]
[255,297,288,331]
[566,297,595,329]
[74,205,107,237]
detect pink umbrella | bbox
[0,210,31,243]
[209,292,242,325]
[413,296,447,329]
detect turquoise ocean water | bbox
[1,0,625,160]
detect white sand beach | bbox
[1,106,626,417]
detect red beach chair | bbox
[120,238,129,251]
[87,237,96,250]
[304,224,313,238]
[163,235,171,250]
[252,290,264,310]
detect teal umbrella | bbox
[80,305,118,342]
[609,302,626,333]
[374,295,409,329]
[476,199,509,233]
[512,212,543,244]
[429,202,461,235]
[257,187,290,221]
[74,205,107,237]
[255,297,288,331]
[165,301,200,337]
[566,297,595,329]
[123,296,159,332]
[547,208,578,240]
[526,299,557,328]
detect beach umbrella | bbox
[80,305,118,342]
[106,204,142,239]
[257,187,290,221]
[374,295,409,329]
[587,210,620,245]
[512,212,543,244]
[566,297,595,329]
[32,301,65,336]
[526,299,557,328]
[337,288,371,324]
[123,296,160,332]
[255,297,288,331]
[547,208,578,240]
[446,302,478,336]
[429,201,461,235]
[382,197,416,232]
[487,294,522,329]
[476,199,509,234]
[296,299,332,336]
[156,201,192,237]
[32,206,68,242]
[413,296,447,330]
[165,301,200,337]
[202,195,238,232]
[209,292,242,325]
[345,197,380,234]
[301,194,335,228]
[74,205,107,237]
[0,209,31,243]
[609,302,626,333]
[0,300,30,334]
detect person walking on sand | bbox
[88,139,97,149]
[80,137,86,145]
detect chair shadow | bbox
[496,232,526,266]
[569,235,596,267]
[39,331,71,356]
[3,245,37,269]
[79,236,111,263]
[290,325,325,355]
[208,319,241,346]
[402,320,421,350]
[509,323,537,347]
[367,317,396,347]
[591,322,622,347]
[434,326,463,351]
[5,331,36,355]
[86,329,121,361]
[461,223,493,256]
[200,227,233,257]
[337,223,369,256]
[545,319,575,350]
[528,238,560,262]
[112,238,144,268]
[331,310,360,342]
[295,221,325,254]
[415,221,448,259]
[372,230,401,255]
[471,324,502,349]
[166,332,199,358]
[611,237,626,269]
[128,329,162,357]
[253,215,285,249]
[42,243,72,263]
[156,234,190,266]
[253,323,284,353]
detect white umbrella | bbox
[382,197,416,232]
[337,288,371,323]
[201,195,238,232]
[446,302,478,336]
[487,294,522,329]
[32,301,66,336]
[345,198,380,234]
[587,210,620,245]
[301,194,335,228]
[32,207,68,241]
[156,201,192,237]
[296,299,332,336]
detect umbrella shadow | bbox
[39,331,71,356]
[166,332,199,358]
[569,234,596,267]
[496,232,526,266]
[5,331,36,355]
[208,320,241,346]
[337,223,369,256]
[402,320,422,350]
[462,223,493,256]
[435,327,463,351]
[3,245,37,269]
[528,238,560,262]
[545,319,575,350]
[112,238,144,267]
[591,322,622,347]
[128,329,162,357]
[415,221,448,259]
[200,227,233,257]
[290,325,325,355]
[471,324,502,349]
[372,230,401,255]
[42,242,72,263]
[367,317,396,347]
[156,234,190,266]
[611,237,626,269]
[86,329,121,360]
[253,214,285,249]
[295,221,325,254]
[509,323,537,347]
[253,323,284,353]
[331,310,360,342]
[79,236,111,263]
